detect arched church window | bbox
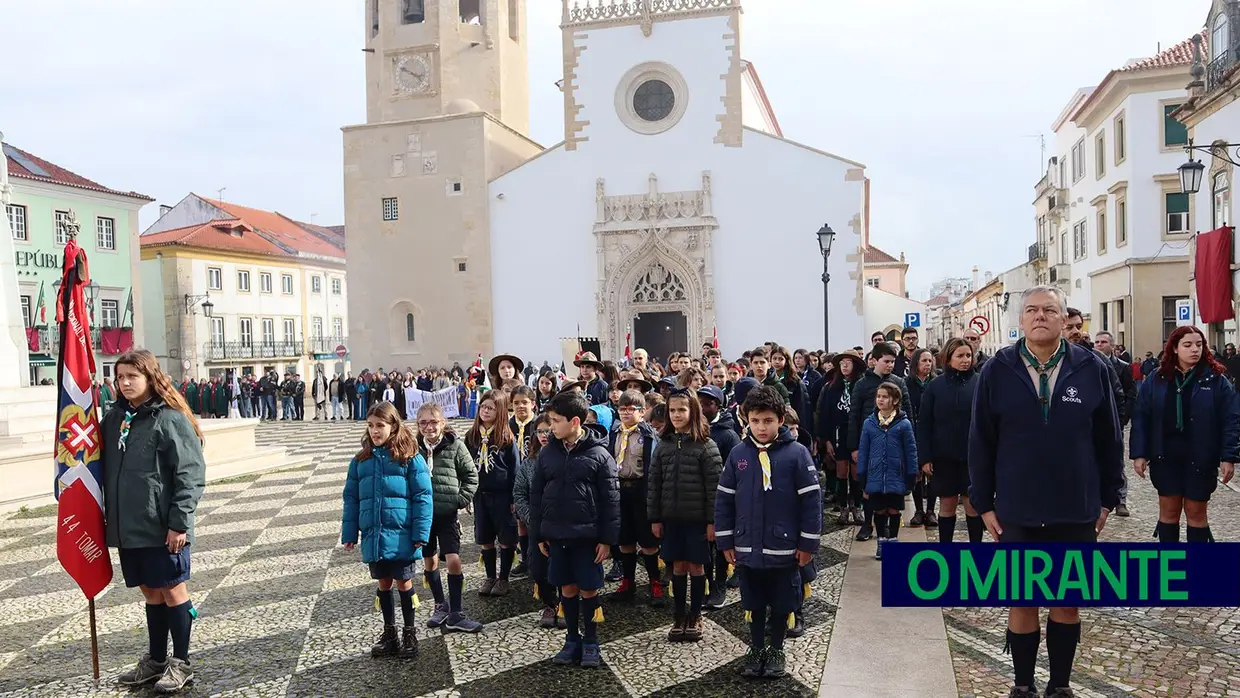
[403,0,425,24]
[633,80,675,122]
[1213,12,1230,65]
[632,263,688,303]
[406,313,416,342]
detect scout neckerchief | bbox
[877,409,896,428]
[1174,366,1197,431]
[118,398,155,452]
[748,435,774,491]
[513,415,534,458]
[615,422,640,464]
[1017,339,1067,421]
[478,427,492,472]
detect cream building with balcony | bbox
[1036,37,1199,355]
[139,194,348,381]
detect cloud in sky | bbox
[1,0,1210,298]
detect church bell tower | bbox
[364,0,530,135]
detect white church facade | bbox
[344,0,867,368]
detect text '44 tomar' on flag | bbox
[53,237,112,599]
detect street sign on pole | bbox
[969,315,991,336]
[904,312,921,328]
[1176,299,1194,327]
[335,344,348,359]
[1007,328,1018,341]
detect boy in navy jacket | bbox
[529,390,621,670]
[715,385,822,680]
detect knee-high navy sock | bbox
[499,548,516,580]
[937,515,956,543]
[965,515,984,543]
[714,549,729,584]
[642,553,661,583]
[689,575,706,617]
[447,573,464,613]
[672,573,688,619]
[167,600,195,662]
[397,588,415,626]
[770,610,788,649]
[1007,628,1040,690]
[1045,620,1081,690]
[749,606,767,649]
[145,603,169,662]
[1187,525,1214,542]
[1156,521,1181,543]
[887,513,901,539]
[622,551,639,582]
[518,533,529,559]
[424,569,445,604]
[851,479,864,508]
[563,595,581,640]
[377,588,395,626]
[580,595,601,644]
[481,548,498,580]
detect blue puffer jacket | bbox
[529,423,621,545]
[714,427,822,569]
[1129,365,1240,466]
[341,446,434,564]
[856,410,918,495]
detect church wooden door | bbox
[633,312,687,367]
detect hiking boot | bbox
[608,577,636,601]
[511,558,528,577]
[605,560,623,582]
[924,511,938,527]
[1115,502,1130,517]
[539,607,558,629]
[478,578,497,597]
[444,612,483,633]
[490,579,509,597]
[836,509,850,526]
[649,580,665,608]
[580,642,602,668]
[682,615,703,642]
[371,625,400,657]
[762,648,786,678]
[849,507,864,526]
[1007,687,1038,698]
[909,511,925,527]
[153,658,194,694]
[740,648,764,678]
[399,626,419,658]
[855,523,873,542]
[551,638,581,665]
[703,585,727,610]
[787,612,805,638]
[117,653,166,686]
[1044,687,1076,697]
[426,603,450,628]
[667,616,686,642]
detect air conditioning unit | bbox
[1049,264,1070,285]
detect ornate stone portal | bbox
[594,172,717,358]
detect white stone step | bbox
[0,414,59,438]
[0,432,54,449]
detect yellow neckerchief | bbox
[877,410,897,428]
[479,426,492,472]
[748,435,774,491]
[513,415,534,458]
[615,421,641,464]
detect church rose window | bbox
[633,80,675,122]
[633,263,688,303]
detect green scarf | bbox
[1174,367,1196,431]
[1017,339,1067,421]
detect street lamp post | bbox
[816,223,836,350]
[1176,138,1240,194]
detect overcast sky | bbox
[1,0,1209,298]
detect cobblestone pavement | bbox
[0,420,851,697]
[927,447,1240,698]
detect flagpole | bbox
[88,598,100,680]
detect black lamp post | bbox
[1176,138,1240,194]
[816,223,836,350]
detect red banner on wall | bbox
[1195,226,1235,324]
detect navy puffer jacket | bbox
[528,423,620,545]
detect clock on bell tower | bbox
[364,0,529,135]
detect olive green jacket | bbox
[101,401,206,549]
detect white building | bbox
[1040,37,1198,354]
[862,285,927,343]
[1173,1,1240,349]
[140,194,349,381]
[489,1,866,361]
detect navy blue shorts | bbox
[547,541,604,590]
[119,545,192,589]
[1151,460,1220,502]
[736,565,800,616]
[369,560,418,580]
[618,482,658,549]
[658,521,711,566]
[474,492,518,547]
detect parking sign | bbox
[1176,299,1194,327]
[904,312,921,328]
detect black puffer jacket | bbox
[708,410,741,462]
[528,423,620,545]
[647,434,722,524]
[914,368,976,465]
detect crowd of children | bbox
[340,335,984,680]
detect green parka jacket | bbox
[418,431,479,516]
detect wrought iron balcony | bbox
[203,340,304,362]
[305,335,348,355]
[1028,241,1047,263]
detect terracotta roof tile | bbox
[199,197,344,258]
[4,143,152,201]
[292,220,348,248]
[140,221,287,256]
[924,294,949,306]
[1072,32,1206,122]
[863,245,901,265]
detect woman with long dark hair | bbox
[917,338,980,543]
[104,349,206,692]
[1131,325,1240,542]
[817,351,866,525]
[905,347,938,529]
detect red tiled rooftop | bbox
[140,220,287,256]
[864,245,901,265]
[1072,32,1206,122]
[208,197,345,258]
[4,143,152,201]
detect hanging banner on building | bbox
[404,386,460,419]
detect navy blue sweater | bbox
[968,341,1124,526]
